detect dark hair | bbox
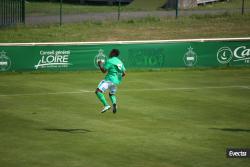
[110,49,120,57]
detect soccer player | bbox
[95,49,126,114]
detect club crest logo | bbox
[183,47,197,67]
[94,49,107,68]
[0,50,11,71]
[217,47,233,64]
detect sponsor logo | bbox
[94,49,107,68]
[233,46,250,63]
[226,148,250,158]
[0,50,11,71]
[217,47,233,64]
[127,48,165,67]
[183,47,197,67]
[35,50,71,69]
[217,46,250,64]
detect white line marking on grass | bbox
[120,85,250,92]
[0,85,249,97]
[241,86,250,89]
[0,91,84,97]
[80,90,94,93]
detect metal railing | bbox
[0,0,25,27]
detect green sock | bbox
[96,92,108,106]
[109,94,117,105]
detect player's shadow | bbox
[210,128,250,133]
[43,128,92,134]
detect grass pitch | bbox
[0,68,250,167]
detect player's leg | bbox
[95,88,109,107]
[109,84,117,114]
[95,80,111,113]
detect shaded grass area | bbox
[26,2,118,16]
[0,69,250,167]
[26,0,166,16]
[26,0,250,16]
[1,13,250,43]
[126,0,166,10]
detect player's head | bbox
[109,49,120,57]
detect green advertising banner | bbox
[0,38,250,72]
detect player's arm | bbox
[122,71,126,77]
[98,61,107,73]
[122,65,126,77]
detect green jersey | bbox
[103,57,126,85]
